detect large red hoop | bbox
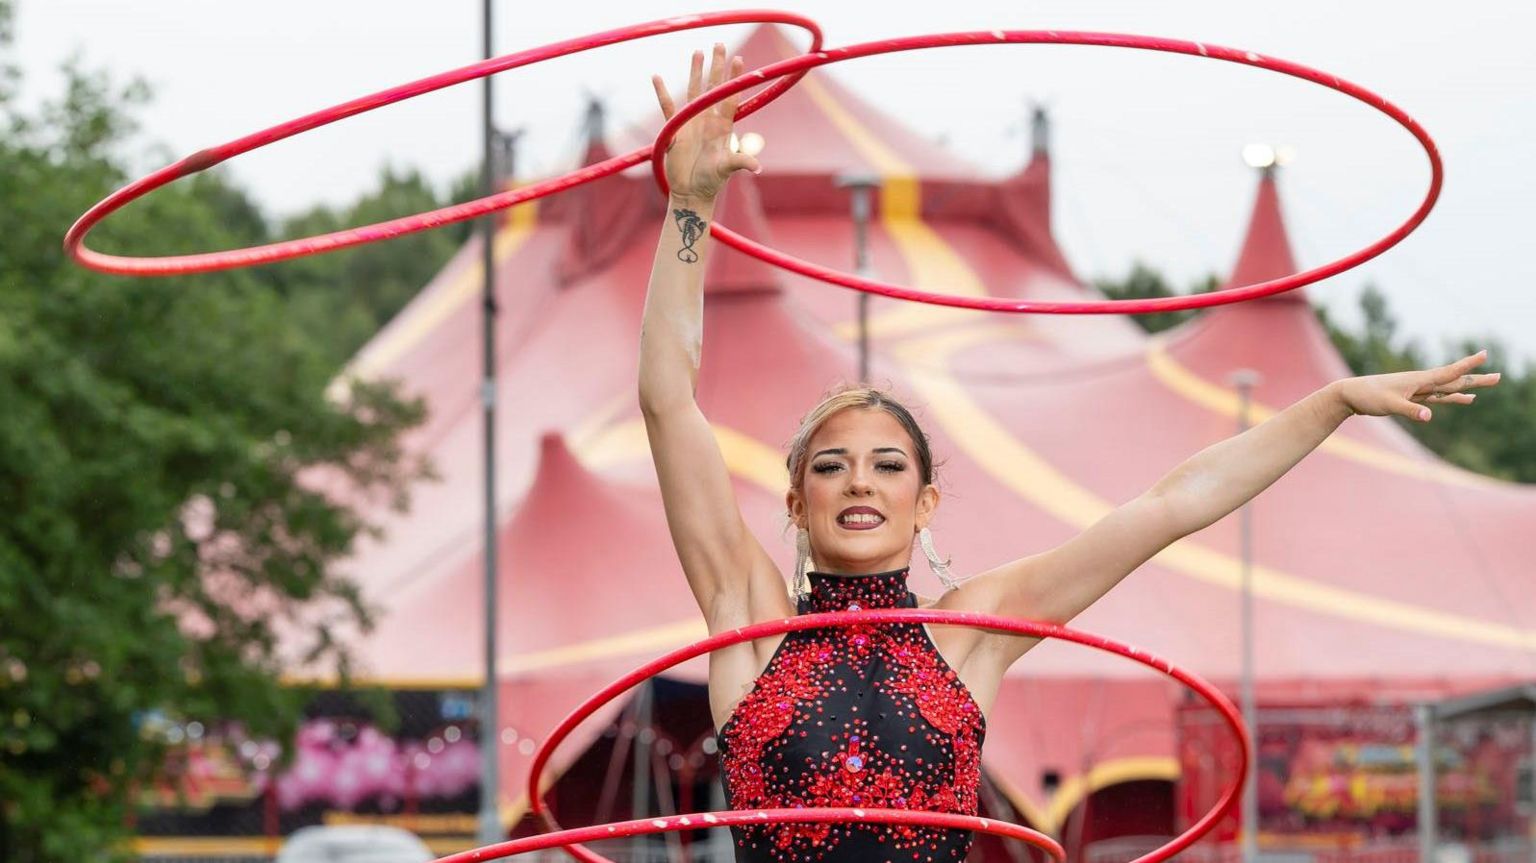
[521,608,1249,863]
[63,11,822,276]
[653,30,1443,313]
[436,806,1065,863]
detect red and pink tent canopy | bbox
[312,24,1536,833]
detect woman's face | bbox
[787,408,938,574]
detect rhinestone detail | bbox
[716,567,986,860]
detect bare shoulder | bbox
[914,565,1017,615]
[910,574,1008,674]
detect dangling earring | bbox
[919,526,959,591]
[793,527,814,598]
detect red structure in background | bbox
[274,21,1536,862]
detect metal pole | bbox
[1228,369,1261,863]
[1528,715,1535,863]
[476,0,502,845]
[631,682,655,857]
[857,295,869,383]
[1417,702,1438,863]
[835,171,880,384]
[851,187,871,383]
[708,771,733,859]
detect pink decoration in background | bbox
[272,718,479,812]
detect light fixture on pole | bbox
[1227,367,1263,863]
[493,127,525,188]
[834,170,880,383]
[1242,143,1298,177]
[477,0,502,846]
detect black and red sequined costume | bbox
[716,567,987,861]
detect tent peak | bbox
[717,23,984,181]
[1225,166,1304,304]
[521,431,619,513]
[704,172,783,296]
[578,94,611,166]
[1030,103,1051,160]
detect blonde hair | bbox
[785,384,938,492]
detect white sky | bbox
[15,0,1536,365]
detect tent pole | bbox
[476,0,503,846]
[1528,714,1535,863]
[595,700,641,829]
[708,773,733,859]
[1417,702,1437,863]
[631,681,654,857]
[652,747,685,862]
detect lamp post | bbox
[477,0,501,845]
[834,171,880,383]
[1227,368,1262,863]
[1417,703,1438,863]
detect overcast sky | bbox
[15,1,1536,365]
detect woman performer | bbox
[638,43,1500,862]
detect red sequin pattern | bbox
[716,568,986,861]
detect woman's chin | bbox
[821,543,904,571]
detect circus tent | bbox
[315,22,1536,849]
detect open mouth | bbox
[837,508,885,530]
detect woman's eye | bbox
[812,462,842,473]
[878,461,905,472]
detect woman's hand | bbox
[1332,349,1502,422]
[651,43,762,203]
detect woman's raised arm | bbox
[962,349,1501,670]
[638,45,785,630]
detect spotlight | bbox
[1242,143,1277,169]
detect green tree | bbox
[1092,261,1217,333]
[0,24,430,862]
[1314,283,1429,375]
[1316,286,1534,482]
[279,165,478,366]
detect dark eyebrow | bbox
[811,447,909,459]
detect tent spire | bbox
[1226,164,1304,303]
[1030,102,1051,160]
[493,127,524,189]
[987,102,1074,280]
[581,94,607,155]
[547,94,650,285]
[704,172,783,296]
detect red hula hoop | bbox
[518,608,1249,863]
[63,11,823,276]
[653,30,1443,314]
[437,807,1064,863]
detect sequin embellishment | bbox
[716,568,986,861]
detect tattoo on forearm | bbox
[673,208,707,263]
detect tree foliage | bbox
[1097,263,1535,482]
[276,165,477,367]
[0,18,432,860]
[1091,262,1216,334]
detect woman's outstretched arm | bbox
[638,45,781,629]
[966,349,1501,666]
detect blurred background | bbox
[3,2,1534,862]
